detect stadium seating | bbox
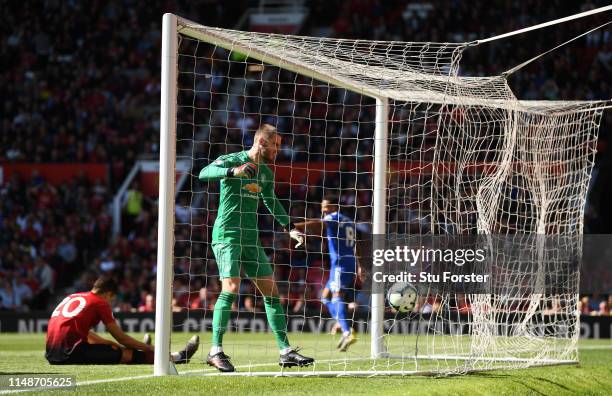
[0,0,609,315]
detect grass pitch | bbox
[0,332,610,395]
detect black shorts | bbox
[46,343,122,365]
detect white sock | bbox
[171,352,181,362]
[280,347,293,355]
[343,330,351,337]
[210,345,223,355]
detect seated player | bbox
[45,276,199,365]
[294,195,359,351]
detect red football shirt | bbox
[46,292,115,358]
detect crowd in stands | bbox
[0,172,111,311]
[1,0,610,315]
[579,295,612,316]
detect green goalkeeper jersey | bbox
[199,151,290,244]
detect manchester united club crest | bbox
[243,183,262,193]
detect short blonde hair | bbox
[254,123,278,141]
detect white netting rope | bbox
[169,22,607,376]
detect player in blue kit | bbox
[294,196,359,351]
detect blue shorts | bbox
[325,266,356,293]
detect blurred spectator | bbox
[30,257,54,310]
[175,196,193,224]
[579,296,591,314]
[589,294,605,312]
[12,276,34,311]
[0,279,17,311]
[171,298,183,313]
[593,300,610,316]
[72,270,98,293]
[138,294,155,313]
[122,181,145,236]
[57,236,77,265]
[99,253,116,273]
[189,287,214,311]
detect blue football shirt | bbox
[323,211,357,269]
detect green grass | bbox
[0,333,610,395]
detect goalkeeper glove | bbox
[287,222,305,248]
[227,162,257,178]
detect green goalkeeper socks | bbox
[264,296,290,350]
[212,291,236,347]
[212,292,289,350]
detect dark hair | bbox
[321,193,339,206]
[92,276,118,295]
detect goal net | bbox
[155,14,608,376]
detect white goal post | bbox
[154,13,609,376]
[154,13,178,376]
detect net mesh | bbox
[169,21,606,375]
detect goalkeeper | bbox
[199,124,314,373]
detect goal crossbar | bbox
[176,16,610,113]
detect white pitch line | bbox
[0,389,30,395]
[579,345,612,350]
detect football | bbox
[387,282,419,313]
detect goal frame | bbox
[154,12,391,375]
[153,13,596,376]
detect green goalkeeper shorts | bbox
[211,242,273,279]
